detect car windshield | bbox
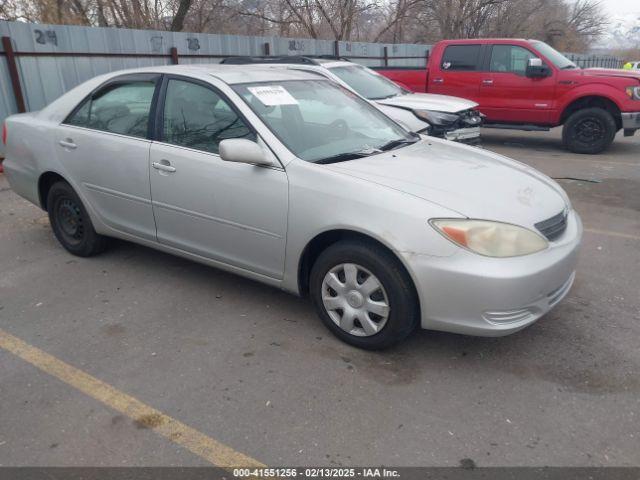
[234,79,416,163]
[328,65,405,100]
[531,41,578,70]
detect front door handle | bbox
[152,160,176,173]
[433,78,444,84]
[58,139,77,149]
[482,79,494,85]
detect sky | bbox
[600,0,639,18]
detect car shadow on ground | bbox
[99,238,640,397]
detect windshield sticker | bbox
[248,85,299,106]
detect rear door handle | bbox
[433,78,444,84]
[58,139,77,149]
[482,79,494,85]
[152,161,176,173]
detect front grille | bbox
[535,211,567,241]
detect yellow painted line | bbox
[0,328,264,468]
[585,228,640,241]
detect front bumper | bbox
[621,112,640,136]
[445,126,481,144]
[403,209,582,336]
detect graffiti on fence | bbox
[186,38,200,51]
[150,36,163,53]
[34,29,57,46]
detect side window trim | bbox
[154,74,258,153]
[63,73,162,140]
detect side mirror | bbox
[526,58,551,78]
[219,139,273,166]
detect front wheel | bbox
[47,181,108,257]
[309,241,419,350]
[562,107,616,154]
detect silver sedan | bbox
[2,65,581,349]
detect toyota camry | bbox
[2,65,581,349]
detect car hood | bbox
[323,139,568,228]
[376,92,478,114]
[581,68,640,82]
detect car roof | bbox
[101,64,325,85]
[220,56,354,69]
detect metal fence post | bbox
[170,47,179,64]
[333,40,340,58]
[1,36,26,113]
[383,46,389,67]
[263,42,270,56]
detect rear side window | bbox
[441,45,482,71]
[162,79,255,154]
[66,81,155,139]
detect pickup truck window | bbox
[441,45,481,71]
[489,45,535,75]
[530,41,577,70]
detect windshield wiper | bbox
[369,93,400,100]
[561,65,578,70]
[378,136,420,151]
[315,151,375,165]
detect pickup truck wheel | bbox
[309,241,419,350]
[47,181,108,257]
[562,107,616,154]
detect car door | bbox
[478,44,556,124]
[149,76,288,279]
[57,74,159,241]
[428,44,484,102]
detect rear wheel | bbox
[562,107,616,154]
[309,241,419,350]
[47,181,108,257]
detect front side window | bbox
[328,65,405,100]
[441,45,481,71]
[66,81,155,139]
[490,45,536,75]
[530,41,576,70]
[234,80,414,163]
[162,79,255,154]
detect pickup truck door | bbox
[428,44,485,102]
[478,44,556,124]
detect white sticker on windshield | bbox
[248,85,298,106]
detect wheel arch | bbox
[559,95,622,130]
[296,229,420,308]
[38,171,68,211]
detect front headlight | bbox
[430,219,548,257]
[414,110,459,125]
[626,86,640,100]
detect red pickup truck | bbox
[377,39,640,154]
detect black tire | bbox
[309,241,419,350]
[47,181,108,257]
[562,107,616,154]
